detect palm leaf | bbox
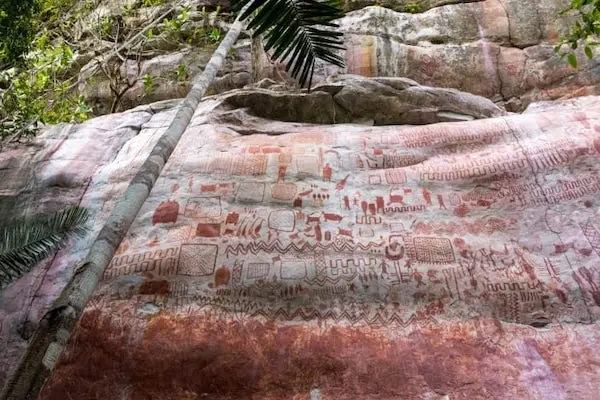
[0,206,89,288]
[233,0,346,89]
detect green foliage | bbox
[161,6,190,36]
[210,27,222,42]
[142,0,168,6]
[0,0,39,67]
[232,0,346,89]
[100,15,115,38]
[142,73,157,94]
[123,3,135,17]
[176,64,188,82]
[0,39,91,142]
[37,0,81,35]
[0,206,89,289]
[555,0,600,67]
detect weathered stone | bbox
[79,40,253,115]
[0,108,174,384]
[223,89,343,124]
[223,75,504,125]
[332,2,600,110]
[73,0,600,114]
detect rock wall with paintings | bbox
[3,79,594,398]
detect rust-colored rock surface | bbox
[0,103,177,384]
[335,2,600,111]
[27,89,600,398]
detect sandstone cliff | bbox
[2,75,600,397]
[1,0,600,397]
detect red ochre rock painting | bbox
[152,200,179,225]
[196,222,221,237]
[37,95,600,398]
[39,313,600,400]
[138,280,170,296]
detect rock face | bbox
[336,1,600,111]
[1,81,598,397]
[0,100,178,384]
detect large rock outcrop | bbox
[336,1,600,111]
[0,99,180,383]
[2,78,599,397]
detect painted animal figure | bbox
[306,214,321,224]
[322,212,344,222]
[337,227,354,238]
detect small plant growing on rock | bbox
[142,73,157,95]
[123,3,135,17]
[210,27,222,42]
[100,15,115,38]
[142,0,167,7]
[404,2,422,13]
[161,6,190,37]
[176,64,188,82]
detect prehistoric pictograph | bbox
[89,104,600,332]
[27,93,600,400]
[177,244,218,276]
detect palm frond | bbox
[0,206,89,288]
[233,0,346,89]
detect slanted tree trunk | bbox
[251,34,273,83]
[0,6,250,400]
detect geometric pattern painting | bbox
[177,244,218,276]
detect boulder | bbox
[222,75,505,125]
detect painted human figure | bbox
[278,165,287,182]
[437,194,447,210]
[413,270,425,287]
[315,224,323,242]
[323,163,333,181]
[422,188,432,205]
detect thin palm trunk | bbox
[0,6,249,400]
[251,33,267,82]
